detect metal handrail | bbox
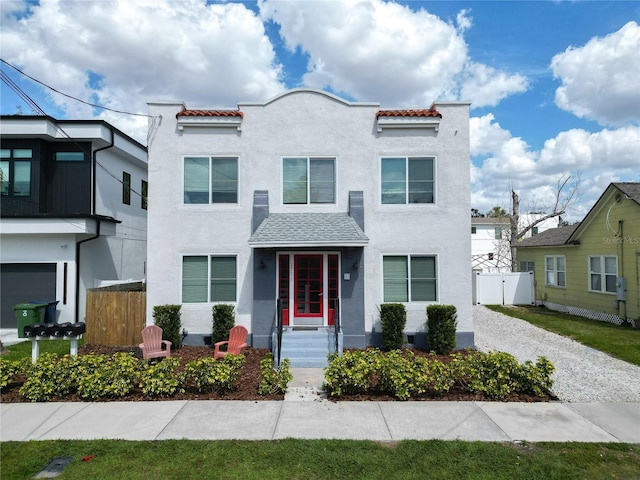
[333,298,340,354]
[276,297,283,367]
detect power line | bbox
[0,58,153,118]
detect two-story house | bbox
[0,116,148,332]
[472,214,559,272]
[147,89,472,366]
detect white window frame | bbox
[380,156,436,205]
[382,254,438,303]
[519,261,535,272]
[281,156,336,205]
[588,255,617,294]
[183,156,239,205]
[181,255,238,303]
[545,255,566,288]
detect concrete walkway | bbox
[2,368,639,443]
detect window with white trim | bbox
[589,256,617,293]
[381,157,434,204]
[282,157,335,204]
[545,255,565,287]
[182,255,237,302]
[184,157,238,204]
[383,255,436,302]
[519,261,535,272]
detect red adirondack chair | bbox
[139,325,172,360]
[214,325,248,359]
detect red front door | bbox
[294,255,323,324]
[278,253,339,327]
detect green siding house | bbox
[517,182,639,327]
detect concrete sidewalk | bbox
[2,398,639,443]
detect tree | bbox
[486,206,507,217]
[470,208,485,218]
[509,174,580,271]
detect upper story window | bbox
[184,157,238,204]
[381,157,434,204]
[383,255,437,302]
[54,152,85,162]
[0,148,32,197]
[123,171,131,205]
[283,157,335,204]
[545,255,565,287]
[589,256,617,293]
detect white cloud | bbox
[470,115,640,220]
[551,21,640,126]
[459,63,528,108]
[260,0,526,108]
[0,0,285,142]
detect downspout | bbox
[74,127,115,323]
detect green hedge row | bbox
[324,348,554,400]
[0,351,291,402]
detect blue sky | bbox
[1,0,639,221]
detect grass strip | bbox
[486,305,640,366]
[2,338,85,362]
[2,440,639,480]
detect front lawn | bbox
[486,305,640,366]
[1,439,639,480]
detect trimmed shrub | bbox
[212,304,236,344]
[380,303,406,351]
[77,353,142,400]
[139,357,185,398]
[185,355,245,393]
[19,353,77,402]
[153,304,183,349]
[426,304,458,354]
[0,358,28,390]
[258,354,292,395]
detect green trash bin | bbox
[14,303,46,338]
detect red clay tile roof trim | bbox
[376,108,441,118]
[176,110,244,119]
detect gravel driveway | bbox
[473,305,640,402]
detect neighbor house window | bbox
[471,226,477,234]
[520,261,535,272]
[545,256,565,287]
[122,172,131,205]
[141,180,148,210]
[283,157,335,204]
[1,148,32,197]
[495,227,502,239]
[182,255,237,303]
[589,256,617,293]
[381,157,434,204]
[184,157,238,204]
[383,255,436,302]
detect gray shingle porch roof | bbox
[248,213,369,248]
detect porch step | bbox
[278,329,333,368]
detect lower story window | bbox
[383,255,436,302]
[545,256,565,287]
[182,255,237,302]
[589,256,617,293]
[520,261,535,272]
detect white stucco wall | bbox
[147,90,472,341]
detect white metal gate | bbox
[473,272,534,305]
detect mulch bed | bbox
[0,345,555,403]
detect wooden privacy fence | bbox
[85,283,146,346]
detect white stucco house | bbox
[0,116,148,334]
[146,89,472,366]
